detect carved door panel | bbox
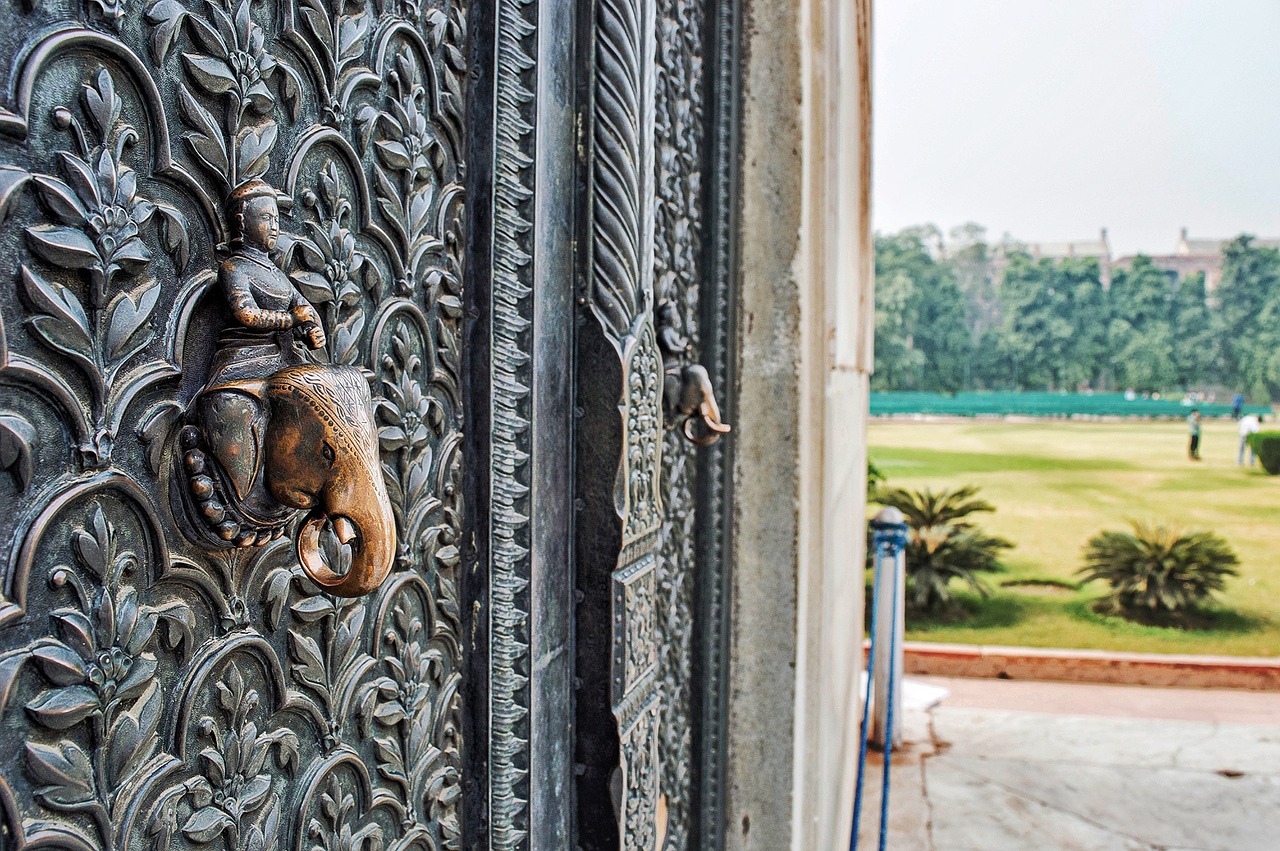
[574,0,740,848]
[0,2,476,849]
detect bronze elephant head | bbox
[179,363,396,597]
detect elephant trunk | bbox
[297,464,397,597]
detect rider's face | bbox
[241,196,280,251]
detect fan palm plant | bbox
[875,485,1012,613]
[1078,522,1239,617]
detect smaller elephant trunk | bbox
[297,462,397,597]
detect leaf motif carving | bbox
[156,202,191,272]
[145,0,189,62]
[236,122,277,181]
[0,414,36,492]
[19,267,91,343]
[290,633,326,690]
[31,644,88,687]
[138,402,181,475]
[20,268,96,371]
[25,740,97,808]
[0,166,30,227]
[178,85,231,182]
[105,279,161,362]
[106,679,162,787]
[0,652,28,717]
[182,53,240,96]
[182,805,235,843]
[30,174,89,226]
[26,225,100,269]
[84,68,123,139]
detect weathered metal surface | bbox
[0,0,743,846]
[0,1,470,848]
[652,0,740,847]
[573,0,664,846]
[574,0,740,846]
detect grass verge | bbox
[870,418,1280,656]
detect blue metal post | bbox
[851,508,908,851]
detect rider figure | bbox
[205,179,326,387]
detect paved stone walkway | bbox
[852,677,1280,850]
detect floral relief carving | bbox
[306,774,383,851]
[376,322,449,568]
[625,336,664,542]
[358,44,461,303]
[622,562,658,690]
[291,161,381,365]
[184,668,295,847]
[0,502,193,850]
[291,0,374,124]
[359,584,462,848]
[19,67,188,468]
[0,0,470,848]
[279,581,376,751]
[621,703,660,851]
[147,0,303,191]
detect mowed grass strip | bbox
[869,418,1280,656]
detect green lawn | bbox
[869,418,1280,656]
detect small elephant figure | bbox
[179,364,396,597]
[668,363,732,446]
[656,299,731,446]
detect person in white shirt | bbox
[1238,413,1262,465]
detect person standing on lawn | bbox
[1233,392,1245,420]
[1188,409,1202,460]
[1239,411,1262,465]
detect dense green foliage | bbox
[1079,522,1239,617]
[874,225,1280,399]
[874,484,1012,613]
[1246,431,1280,474]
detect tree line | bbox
[875,225,1280,401]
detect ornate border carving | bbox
[692,1,742,846]
[489,0,538,848]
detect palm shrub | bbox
[1247,431,1280,474]
[875,485,1012,613]
[867,458,886,497]
[1078,522,1239,617]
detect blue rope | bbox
[878,540,902,851]
[849,539,884,850]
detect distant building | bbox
[1112,228,1280,292]
[991,227,1113,286]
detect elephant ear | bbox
[200,380,268,501]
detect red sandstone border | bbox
[891,641,1280,691]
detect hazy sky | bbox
[874,0,1280,257]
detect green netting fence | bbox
[870,391,1271,419]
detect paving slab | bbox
[925,757,1156,851]
[851,677,1280,851]
[950,755,1280,850]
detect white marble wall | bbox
[726,0,874,848]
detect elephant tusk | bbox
[331,514,358,545]
[296,508,382,596]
